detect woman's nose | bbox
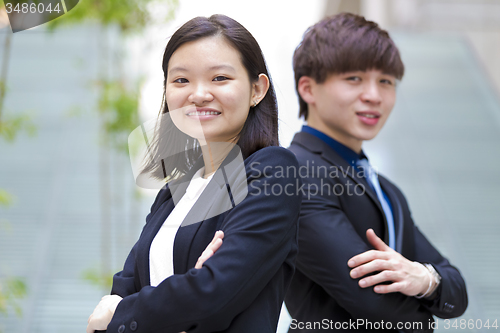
[188,83,214,105]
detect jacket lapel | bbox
[172,145,245,274]
[292,132,384,214]
[291,131,392,245]
[172,172,230,274]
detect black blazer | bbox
[105,146,301,333]
[285,132,467,333]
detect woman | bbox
[86,14,301,333]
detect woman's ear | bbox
[250,74,270,107]
[297,76,316,105]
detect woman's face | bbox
[166,36,255,144]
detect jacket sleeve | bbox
[391,185,468,319]
[110,241,140,298]
[106,147,301,333]
[412,225,468,318]
[294,174,434,331]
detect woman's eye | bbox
[346,76,361,82]
[213,76,229,82]
[381,79,394,85]
[173,78,188,84]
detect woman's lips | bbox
[356,111,380,126]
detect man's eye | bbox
[174,78,188,83]
[213,76,229,82]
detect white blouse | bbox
[149,167,214,287]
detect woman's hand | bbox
[195,230,224,269]
[348,229,431,296]
[87,294,123,333]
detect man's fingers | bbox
[357,269,401,288]
[366,228,390,251]
[373,281,405,294]
[347,230,393,268]
[348,249,389,268]
[350,259,393,279]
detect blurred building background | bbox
[0,0,499,332]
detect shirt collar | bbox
[301,125,368,167]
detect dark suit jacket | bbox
[105,146,301,333]
[285,132,468,333]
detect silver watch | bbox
[424,263,441,287]
[415,263,441,299]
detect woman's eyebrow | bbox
[209,65,236,73]
[169,66,188,75]
[168,65,236,76]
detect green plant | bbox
[0,113,36,142]
[0,278,27,317]
[98,79,141,154]
[82,267,114,292]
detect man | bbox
[285,13,467,332]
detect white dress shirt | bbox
[149,167,214,287]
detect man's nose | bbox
[360,81,382,104]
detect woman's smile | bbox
[185,107,222,119]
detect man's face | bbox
[306,69,397,152]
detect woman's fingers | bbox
[195,231,224,269]
[87,295,122,333]
[210,230,224,245]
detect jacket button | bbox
[118,324,126,333]
[130,321,138,331]
[444,302,455,313]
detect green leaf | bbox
[0,189,13,207]
[82,267,114,290]
[97,79,142,154]
[0,114,36,142]
[0,277,27,318]
[6,279,27,298]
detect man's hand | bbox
[348,229,430,296]
[87,295,122,333]
[195,230,224,269]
